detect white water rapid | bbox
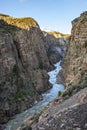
[5,61,64,130]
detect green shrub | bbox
[58,91,62,97]
[80,76,87,88]
[28,86,37,96]
[84,40,87,48]
[61,75,87,100]
[31,112,42,123]
[22,125,32,130]
[73,17,79,22]
[14,87,28,102]
[47,48,55,57]
[12,64,19,75]
[20,124,32,130]
[80,17,87,22]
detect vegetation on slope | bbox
[59,75,87,100]
[73,11,87,23]
[48,31,70,38]
[0,14,39,30]
[43,30,70,38]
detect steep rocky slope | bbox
[32,88,87,130]
[43,31,68,64]
[24,12,87,130]
[63,11,87,86]
[0,14,53,125]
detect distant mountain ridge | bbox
[43,30,70,38]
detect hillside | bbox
[29,11,87,130]
[0,14,39,30]
[63,11,87,86]
[42,30,68,64]
[0,14,68,130]
[0,14,53,126]
[43,30,70,38]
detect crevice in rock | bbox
[12,40,24,71]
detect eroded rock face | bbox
[0,15,52,124]
[63,12,87,86]
[13,27,52,92]
[28,12,87,130]
[32,88,87,130]
[43,31,67,64]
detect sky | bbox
[0,0,87,34]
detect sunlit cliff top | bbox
[0,14,39,30]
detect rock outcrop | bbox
[63,11,87,86]
[32,88,87,130]
[43,31,67,64]
[0,14,52,124]
[25,12,87,130]
[2,11,87,130]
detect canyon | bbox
[0,14,66,129]
[0,11,87,130]
[31,11,87,130]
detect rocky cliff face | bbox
[32,88,87,130]
[0,15,52,124]
[63,11,87,86]
[23,12,87,130]
[43,31,67,64]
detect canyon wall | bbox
[63,11,87,86]
[0,14,67,128]
[30,12,87,130]
[43,31,67,64]
[0,15,53,124]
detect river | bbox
[5,61,64,130]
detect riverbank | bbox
[5,61,64,130]
[31,12,87,130]
[32,87,87,130]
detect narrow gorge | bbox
[0,14,66,130]
[0,11,87,130]
[31,12,87,130]
[6,61,64,130]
